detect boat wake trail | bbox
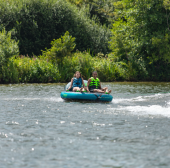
[118,105,170,117]
[112,93,170,104]
[1,97,64,102]
[48,97,63,102]
[110,93,170,117]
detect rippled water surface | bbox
[0,82,170,168]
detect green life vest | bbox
[89,77,100,89]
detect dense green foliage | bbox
[1,0,170,83]
[0,28,19,66]
[110,0,170,81]
[67,0,116,27]
[0,28,19,82]
[1,56,60,84]
[0,0,110,56]
[1,54,127,84]
[60,51,127,82]
[94,57,128,81]
[60,52,95,82]
[42,31,76,65]
[0,27,127,83]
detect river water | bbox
[0,82,170,168]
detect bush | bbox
[60,51,128,82]
[60,51,95,82]
[42,31,76,65]
[1,51,131,83]
[0,28,19,65]
[9,56,60,83]
[94,57,128,81]
[1,60,19,83]
[0,28,19,83]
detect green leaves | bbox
[0,27,19,80]
[0,0,110,56]
[0,28,19,63]
[163,0,170,10]
[109,0,170,80]
[67,0,116,27]
[42,31,76,65]
[151,34,170,62]
[10,56,60,83]
[60,51,128,82]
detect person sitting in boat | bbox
[87,71,111,94]
[67,71,87,92]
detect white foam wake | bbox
[108,104,170,118]
[119,105,170,117]
[112,93,170,104]
[48,97,63,102]
[2,97,63,102]
[110,93,170,117]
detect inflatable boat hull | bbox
[60,91,113,102]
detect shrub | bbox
[1,60,19,83]
[0,28,19,66]
[60,51,128,82]
[11,56,60,83]
[0,28,19,83]
[60,51,94,82]
[94,57,128,81]
[42,31,76,65]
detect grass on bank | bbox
[1,52,128,84]
[1,56,60,83]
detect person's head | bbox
[74,71,81,78]
[92,71,98,79]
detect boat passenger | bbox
[67,71,87,92]
[87,71,111,94]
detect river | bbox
[0,82,170,168]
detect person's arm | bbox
[82,79,85,88]
[99,79,102,89]
[86,78,91,92]
[68,78,73,90]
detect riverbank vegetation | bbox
[1,0,170,83]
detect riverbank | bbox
[0,51,128,84]
[2,53,170,84]
[1,29,170,84]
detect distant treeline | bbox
[1,0,170,83]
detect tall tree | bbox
[110,0,170,80]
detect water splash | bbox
[112,93,170,104]
[117,105,170,117]
[2,97,63,102]
[110,93,170,117]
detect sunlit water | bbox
[0,82,170,168]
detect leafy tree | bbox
[67,0,117,27]
[110,0,170,80]
[0,0,110,56]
